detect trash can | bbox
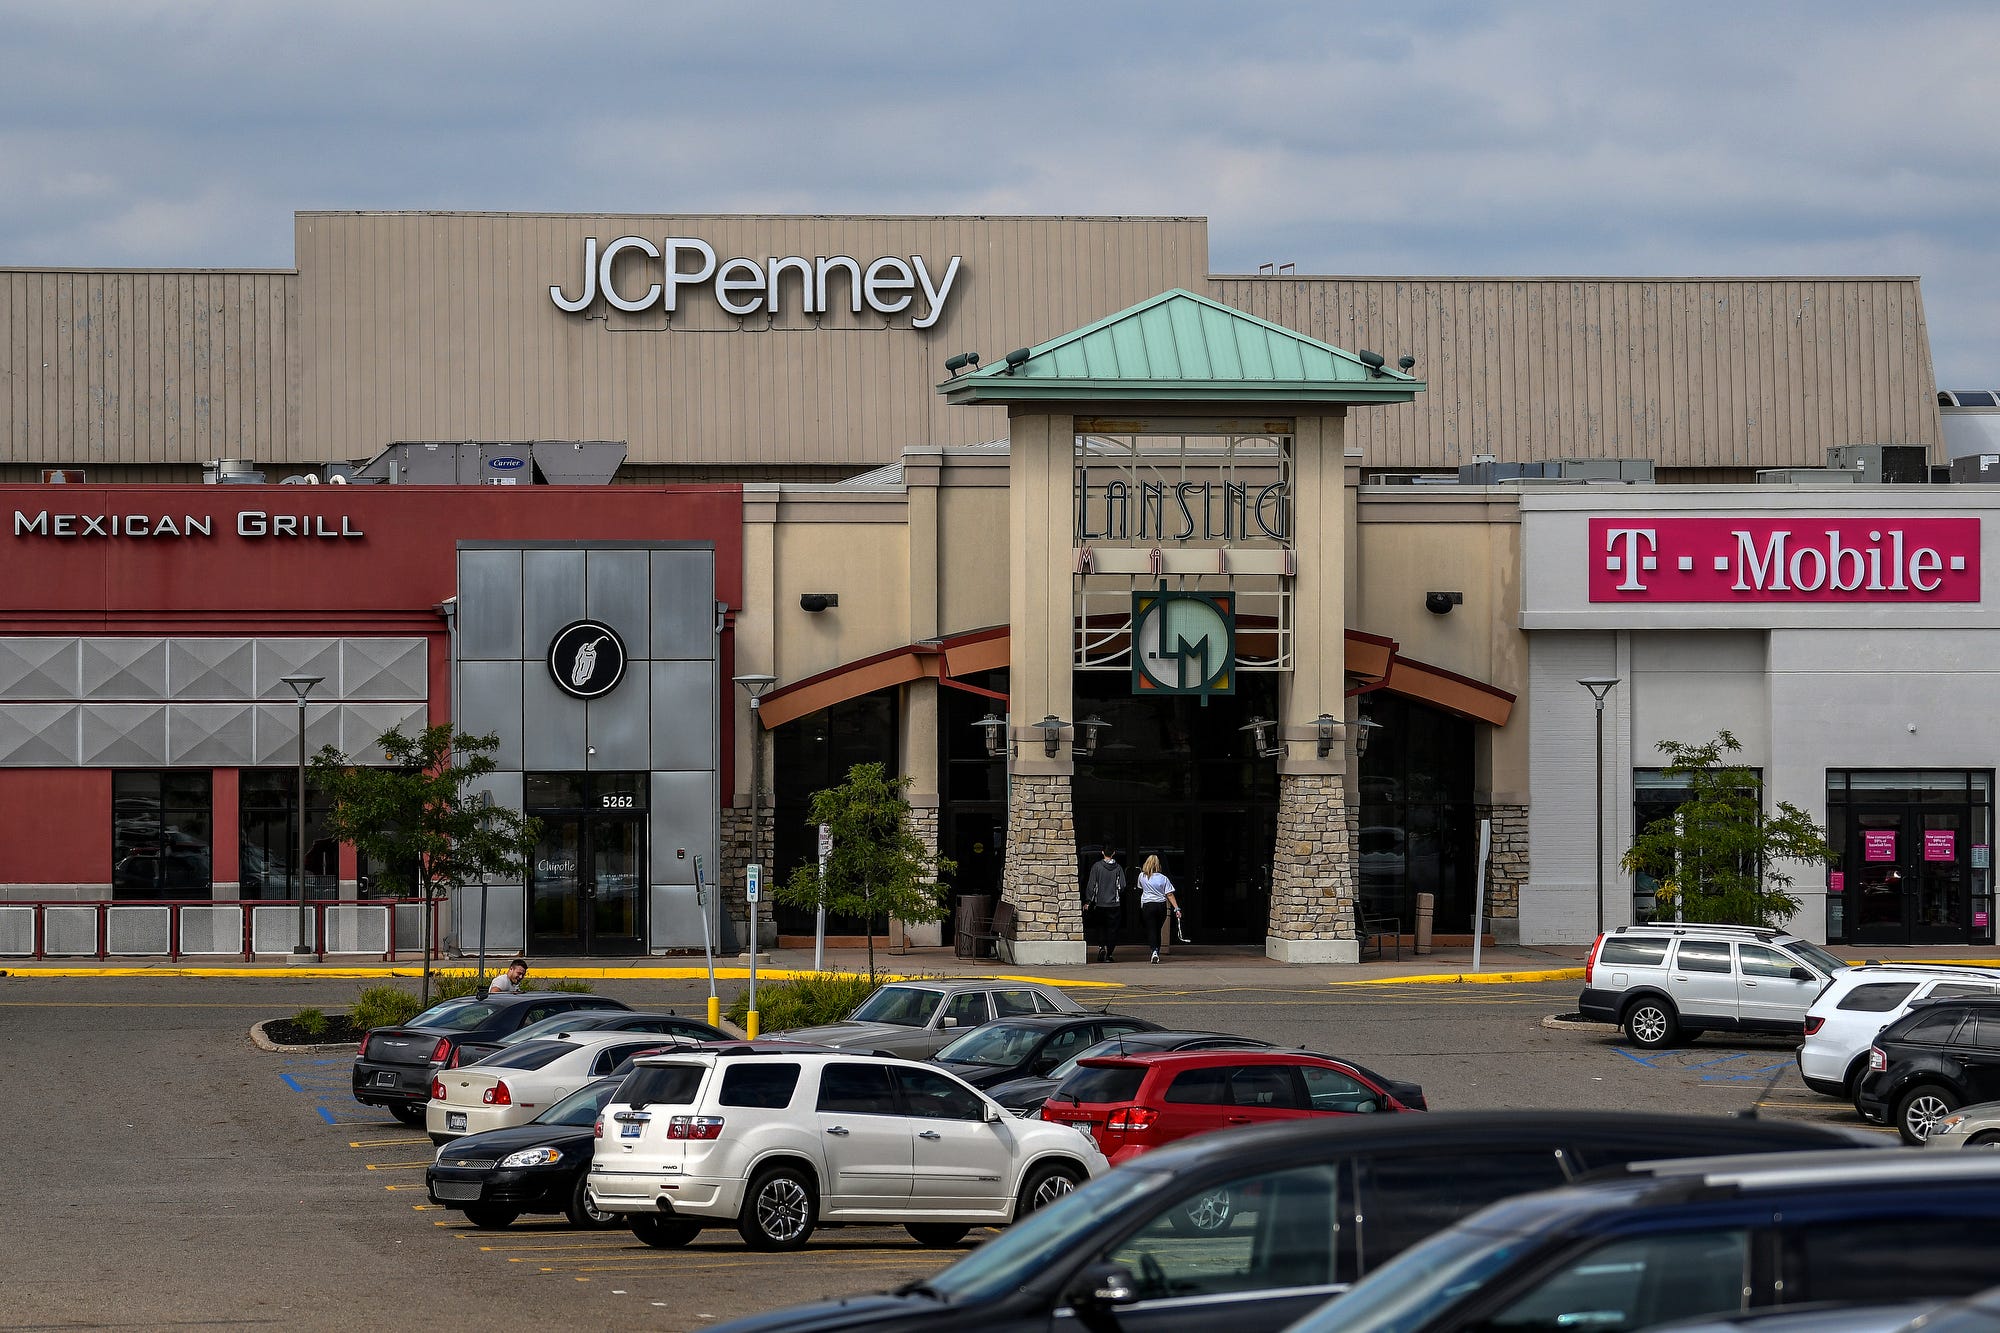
[1415,892,1435,956]
[954,894,994,959]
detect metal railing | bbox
[0,897,444,962]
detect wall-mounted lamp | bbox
[1074,715,1110,759]
[1000,347,1031,375]
[1035,714,1067,758]
[974,713,1008,759]
[1398,354,1417,372]
[1425,590,1463,615]
[943,351,981,377]
[1313,713,1342,759]
[1355,715,1382,757]
[1238,715,1283,760]
[799,593,839,613]
[1357,349,1386,377]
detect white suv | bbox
[1578,924,1850,1049]
[1798,964,2000,1099]
[587,1049,1108,1251]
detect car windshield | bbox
[921,1169,1171,1304]
[1288,1223,1544,1333]
[409,999,500,1032]
[849,986,942,1027]
[1788,940,1849,976]
[497,1011,624,1046]
[537,1080,622,1127]
[936,1024,1046,1068]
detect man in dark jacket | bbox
[1083,848,1126,962]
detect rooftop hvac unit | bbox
[348,440,627,485]
[1826,444,1929,484]
[1757,467,1858,485]
[1949,455,2000,485]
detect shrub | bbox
[351,984,423,1032]
[428,970,486,1003]
[727,971,881,1033]
[539,978,595,994]
[292,1006,330,1039]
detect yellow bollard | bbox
[707,995,721,1029]
[746,1010,760,1040]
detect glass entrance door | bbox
[525,773,648,956]
[1846,805,1970,947]
[1849,808,1911,946]
[588,817,644,953]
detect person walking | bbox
[1136,856,1181,964]
[1082,847,1126,963]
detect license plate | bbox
[434,1181,482,1202]
[447,1112,467,1131]
[621,1123,642,1138]
[374,1072,397,1088]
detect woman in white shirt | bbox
[1136,856,1180,964]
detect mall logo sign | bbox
[551,236,962,329]
[1588,517,1981,602]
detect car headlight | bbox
[499,1147,564,1168]
[1934,1115,1967,1135]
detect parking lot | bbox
[0,973,1887,1329]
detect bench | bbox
[960,899,1015,960]
[1355,900,1402,961]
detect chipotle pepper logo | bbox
[1588,518,1980,603]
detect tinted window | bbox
[1897,1008,1967,1043]
[942,992,989,1028]
[1301,1064,1379,1112]
[412,1000,500,1032]
[486,1040,576,1070]
[1600,939,1671,966]
[1054,1065,1146,1105]
[1229,1066,1303,1109]
[1355,1151,1569,1272]
[816,1062,898,1114]
[541,1080,621,1127]
[1962,1017,2000,1052]
[992,989,1041,1018]
[1791,1217,2000,1301]
[850,986,940,1027]
[1164,1067,1231,1105]
[618,1064,704,1107]
[1930,983,2000,1000]
[592,1042,664,1075]
[1485,1229,1751,1332]
[1739,945,1800,979]
[1039,1026,1094,1066]
[1106,1163,1341,1299]
[1674,941,1734,974]
[893,1067,986,1120]
[719,1062,802,1109]
[1840,982,1920,1012]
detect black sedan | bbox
[707,1110,1886,1333]
[452,1010,730,1065]
[426,1077,622,1229]
[985,1028,1274,1114]
[353,992,626,1125]
[928,1014,1160,1091]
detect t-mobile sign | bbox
[1589,518,1981,603]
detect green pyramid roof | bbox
[938,288,1424,407]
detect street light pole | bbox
[732,673,777,1036]
[1578,677,1620,937]
[281,674,325,960]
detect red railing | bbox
[0,897,444,962]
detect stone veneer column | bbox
[898,800,944,947]
[1476,803,1529,943]
[1268,772,1359,960]
[1001,772,1082,963]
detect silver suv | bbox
[1577,924,1849,1049]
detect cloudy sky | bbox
[3,1,1995,384]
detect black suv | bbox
[708,1111,1878,1333]
[1855,994,2000,1143]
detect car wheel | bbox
[737,1166,817,1251]
[1966,1131,2000,1149]
[1623,998,1680,1050]
[462,1205,518,1230]
[1896,1083,1958,1144]
[388,1102,426,1127]
[632,1215,703,1249]
[906,1223,971,1247]
[567,1174,617,1229]
[1017,1162,1084,1217]
[1168,1187,1234,1235]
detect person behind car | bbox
[486,958,529,995]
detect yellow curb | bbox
[3,964,1125,989]
[1328,966,1585,987]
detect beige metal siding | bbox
[1214,277,1943,470]
[0,269,297,466]
[296,212,1210,467]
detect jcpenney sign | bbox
[551,236,962,328]
[1588,517,1981,602]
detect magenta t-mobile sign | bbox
[1589,517,1981,602]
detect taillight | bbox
[357,1034,371,1059]
[431,1077,446,1099]
[1585,934,1605,985]
[430,1038,452,1064]
[1804,1015,1824,1036]
[448,1047,463,1068]
[483,1080,512,1106]
[1106,1106,1159,1132]
[666,1115,725,1140]
[1868,1047,1887,1072]
[593,1117,604,1140]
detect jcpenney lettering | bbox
[551,236,962,328]
[13,509,364,540]
[1588,517,1980,602]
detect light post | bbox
[281,674,324,960]
[1578,676,1620,937]
[733,673,776,1037]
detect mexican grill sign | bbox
[1589,518,1981,603]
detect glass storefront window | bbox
[773,690,899,935]
[1354,696,1475,932]
[1827,771,1994,946]
[112,771,213,899]
[1632,768,1762,924]
[239,769,340,901]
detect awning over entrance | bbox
[756,626,1512,729]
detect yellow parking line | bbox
[349,1137,426,1148]
[364,1161,431,1170]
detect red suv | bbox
[1039,1049,1425,1164]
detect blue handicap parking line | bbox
[1613,1047,1662,1068]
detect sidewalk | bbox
[7,940,1998,987]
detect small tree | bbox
[1621,730,1831,928]
[774,762,955,982]
[310,725,539,1007]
